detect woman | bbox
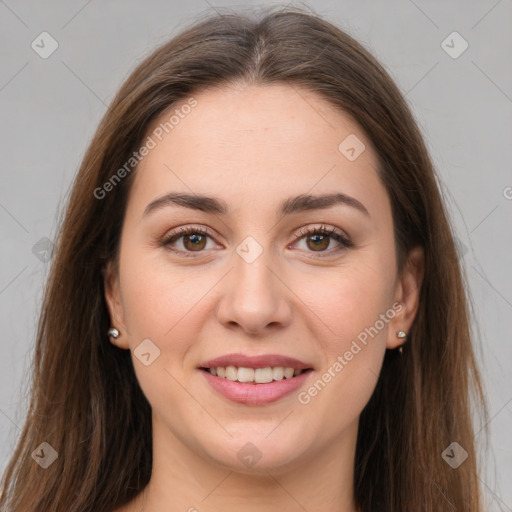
[0,7,488,512]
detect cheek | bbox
[119,245,202,339]
[117,252,206,418]
[296,258,393,402]
[118,245,224,389]
[295,267,391,439]
[300,259,394,346]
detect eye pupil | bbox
[184,233,206,251]
[307,234,329,250]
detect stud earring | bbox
[397,330,407,354]
[108,327,119,339]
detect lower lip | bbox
[200,369,313,406]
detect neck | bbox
[131,415,360,512]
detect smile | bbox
[199,363,314,405]
[201,365,311,384]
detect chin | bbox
[201,429,310,474]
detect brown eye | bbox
[294,225,352,255]
[182,233,207,251]
[306,233,330,251]
[160,227,216,256]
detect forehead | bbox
[127,83,389,223]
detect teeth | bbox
[273,366,284,381]
[207,365,307,383]
[254,367,273,384]
[284,367,294,379]
[225,365,237,381]
[237,367,254,382]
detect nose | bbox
[216,250,293,336]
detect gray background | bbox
[0,0,511,509]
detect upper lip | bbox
[200,353,313,370]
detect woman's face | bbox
[105,83,422,474]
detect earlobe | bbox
[387,245,425,350]
[102,260,130,349]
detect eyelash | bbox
[159,224,353,258]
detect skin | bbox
[105,83,424,512]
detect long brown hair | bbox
[0,6,488,512]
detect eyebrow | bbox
[143,191,370,218]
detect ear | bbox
[387,245,424,349]
[103,260,130,349]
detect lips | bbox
[198,353,314,405]
[200,353,313,370]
